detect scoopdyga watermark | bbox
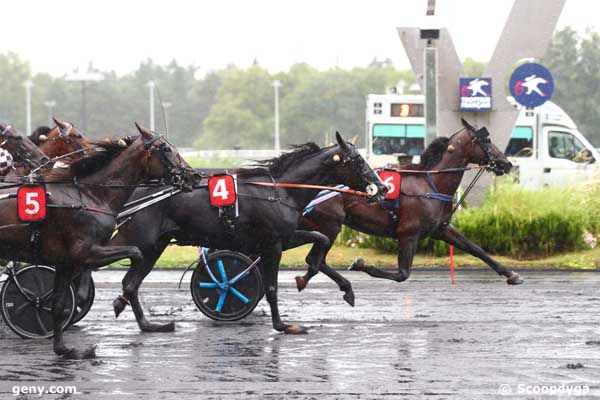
[499,383,590,396]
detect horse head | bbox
[134,123,194,191]
[460,118,512,175]
[33,118,94,158]
[326,131,388,202]
[0,123,49,169]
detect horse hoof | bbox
[284,325,308,335]
[348,258,365,271]
[141,321,175,333]
[343,290,355,307]
[61,345,97,360]
[113,297,127,318]
[506,272,524,285]
[295,276,307,292]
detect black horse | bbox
[111,133,387,334]
[293,119,522,305]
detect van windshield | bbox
[505,126,533,157]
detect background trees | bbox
[0,27,597,147]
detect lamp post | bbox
[147,81,156,132]
[65,71,104,133]
[161,101,172,134]
[44,100,56,126]
[421,0,440,147]
[24,81,33,134]
[272,80,281,152]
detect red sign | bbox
[208,175,237,207]
[377,170,401,199]
[17,185,47,221]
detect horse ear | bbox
[135,122,152,139]
[53,117,67,129]
[461,118,474,131]
[335,131,349,152]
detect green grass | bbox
[127,243,600,270]
[184,156,240,169]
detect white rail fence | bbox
[180,148,368,163]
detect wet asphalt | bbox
[1,269,600,399]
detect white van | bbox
[506,101,600,188]
[365,94,600,188]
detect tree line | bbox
[0,27,597,148]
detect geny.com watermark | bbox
[12,385,78,397]
[499,383,590,396]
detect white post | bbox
[24,81,33,134]
[162,101,172,134]
[147,81,156,131]
[272,80,281,152]
[44,100,56,126]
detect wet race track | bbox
[1,269,600,399]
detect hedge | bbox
[338,181,600,259]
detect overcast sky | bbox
[2,0,596,76]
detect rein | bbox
[387,165,489,174]
[244,181,370,197]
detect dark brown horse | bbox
[293,119,523,305]
[0,124,49,171]
[0,124,193,358]
[0,119,93,177]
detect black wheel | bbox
[69,274,95,325]
[0,265,75,339]
[191,250,263,321]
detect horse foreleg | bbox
[261,242,307,334]
[349,235,418,283]
[53,265,96,359]
[433,225,523,285]
[82,244,143,267]
[76,268,93,305]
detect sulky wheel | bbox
[69,273,95,326]
[191,250,263,321]
[0,265,75,339]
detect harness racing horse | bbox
[30,118,93,159]
[0,124,49,172]
[0,124,193,358]
[0,119,93,177]
[293,119,522,305]
[111,133,388,335]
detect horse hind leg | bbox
[349,235,418,283]
[53,265,96,359]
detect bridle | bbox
[44,123,85,152]
[142,133,192,191]
[467,126,500,172]
[336,144,384,199]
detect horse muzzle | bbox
[366,183,387,203]
[490,159,513,176]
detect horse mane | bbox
[401,137,450,171]
[41,140,128,180]
[29,126,52,145]
[237,142,322,177]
